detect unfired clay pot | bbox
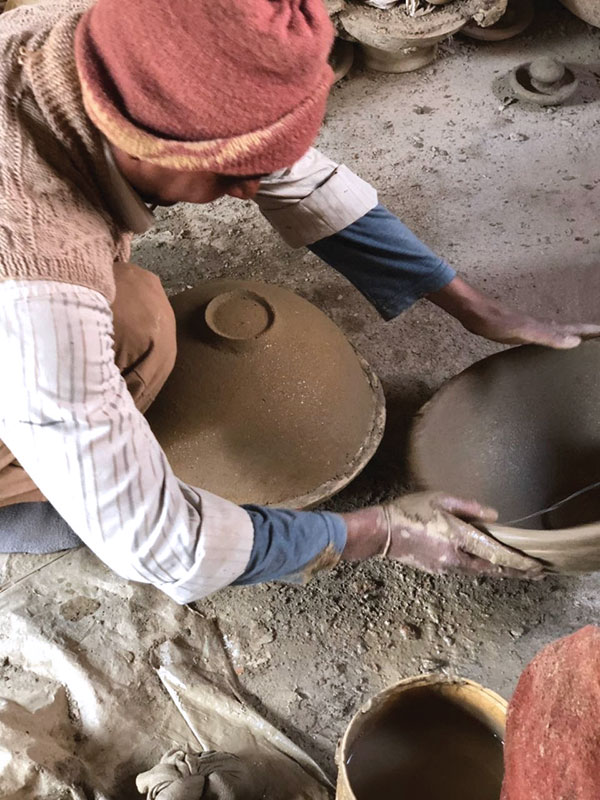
[336,676,507,800]
[340,0,507,74]
[462,0,534,41]
[146,280,385,509]
[330,37,355,82]
[559,0,600,28]
[409,341,600,573]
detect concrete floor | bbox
[133,0,600,778]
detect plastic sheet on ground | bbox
[0,549,332,799]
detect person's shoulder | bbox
[0,0,88,45]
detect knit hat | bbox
[74,0,334,175]
[501,626,600,800]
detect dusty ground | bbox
[132,1,600,778]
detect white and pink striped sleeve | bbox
[0,280,254,603]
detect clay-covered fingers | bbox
[561,323,600,339]
[526,321,600,350]
[451,548,543,580]
[450,516,545,576]
[432,494,498,524]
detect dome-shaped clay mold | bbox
[409,341,600,573]
[147,280,385,508]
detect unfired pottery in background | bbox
[336,676,507,800]
[330,38,355,82]
[462,0,533,40]
[509,57,578,106]
[409,341,600,573]
[560,0,600,28]
[339,0,507,73]
[147,280,385,508]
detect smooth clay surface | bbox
[410,340,600,529]
[410,341,600,572]
[146,280,384,507]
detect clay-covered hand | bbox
[382,492,544,579]
[460,303,600,350]
[428,277,600,349]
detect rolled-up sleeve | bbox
[254,148,378,248]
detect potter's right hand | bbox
[381,492,544,579]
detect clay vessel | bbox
[340,0,507,74]
[559,0,600,28]
[146,280,385,509]
[409,341,600,573]
[330,37,355,82]
[462,0,534,41]
[336,676,507,800]
[509,57,578,106]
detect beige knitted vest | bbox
[0,0,132,303]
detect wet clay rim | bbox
[483,520,600,575]
[335,675,508,800]
[275,352,386,510]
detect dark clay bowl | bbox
[409,341,600,573]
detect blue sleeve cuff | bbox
[233,507,347,586]
[309,203,456,320]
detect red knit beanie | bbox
[502,626,600,800]
[74,0,334,174]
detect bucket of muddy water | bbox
[336,676,507,800]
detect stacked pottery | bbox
[338,0,508,73]
[147,280,385,509]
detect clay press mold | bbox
[147,280,385,508]
[510,56,578,106]
[409,341,600,573]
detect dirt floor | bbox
[132,0,600,778]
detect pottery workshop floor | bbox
[4,0,600,785]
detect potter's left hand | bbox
[428,277,600,349]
